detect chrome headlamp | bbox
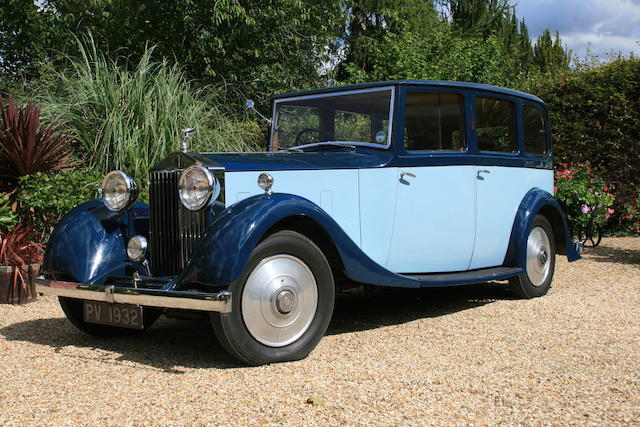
[101,170,138,212]
[179,165,220,211]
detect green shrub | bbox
[620,194,640,235]
[0,194,18,232]
[18,169,103,234]
[36,35,261,189]
[554,162,615,232]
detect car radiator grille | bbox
[149,170,207,277]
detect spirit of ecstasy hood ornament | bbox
[181,127,196,152]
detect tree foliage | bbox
[533,29,571,72]
[0,0,51,85]
[3,0,344,106]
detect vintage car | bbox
[36,81,581,365]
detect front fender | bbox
[504,188,581,269]
[176,193,420,289]
[42,199,149,284]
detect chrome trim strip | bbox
[270,86,396,151]
[35,277,232,313]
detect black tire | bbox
[59,297,161,338]
[509,215,556,299]
[211,230,335,366]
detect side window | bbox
[403,92,465,151]
[523,105,548,154]
[476,97,516,153]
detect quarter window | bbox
[476,97,516,153]
[523,105,548,154]
[403,92,465,151]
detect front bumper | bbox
[35,277,232,313]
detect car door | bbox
[386,89,476,273]
[470,96,554,270]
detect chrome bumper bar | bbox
[35,277,232,313]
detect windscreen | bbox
[271,88,393,151]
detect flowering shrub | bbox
[620,194,640,235]
[554,162,615,230]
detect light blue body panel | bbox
[225,166,553,275]
[470,166,553,269]
[387,166,476,272]
[358,168,398,267]
[225,169,362,247]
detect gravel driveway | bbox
[1,237,638,425]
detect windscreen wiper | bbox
[286,142,357,152]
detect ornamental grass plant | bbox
[37,35,261,193]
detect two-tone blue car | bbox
[36,81,581,365]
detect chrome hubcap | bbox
[275,290,296,314]
[241,254,318,347]
[526,226,552,287]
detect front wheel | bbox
[509,215,556,298]
[211,230,335,365]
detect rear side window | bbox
[523,105,548,154]
[403,92,465,151]
[476,97,516,153]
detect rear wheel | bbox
[509,215,556,298]
[59,297,161,338]
[211,230,334,365]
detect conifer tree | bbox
[533,29,571,72]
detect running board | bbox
[406,267,523,287]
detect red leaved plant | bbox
[0,96,72,188]
[0,225,44,291]
[0,225,44,267]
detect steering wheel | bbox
[295,128,322,146]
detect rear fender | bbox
[504,188,581,269]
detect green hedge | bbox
[18,169,103,235]
[526,57,640,234]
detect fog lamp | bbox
[127,236,148,262]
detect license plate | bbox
[83,301,144,329]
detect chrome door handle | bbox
[477,169,490,180]
[400,171,416,179]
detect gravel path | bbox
[1,237,638,425]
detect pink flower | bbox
[581,204,590,213]
[608,208,615,214]
[562,163,567,167]
[578,163,584,167]
[554,186,558,193]
[568,175,573,179]
[603,185,608,191]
